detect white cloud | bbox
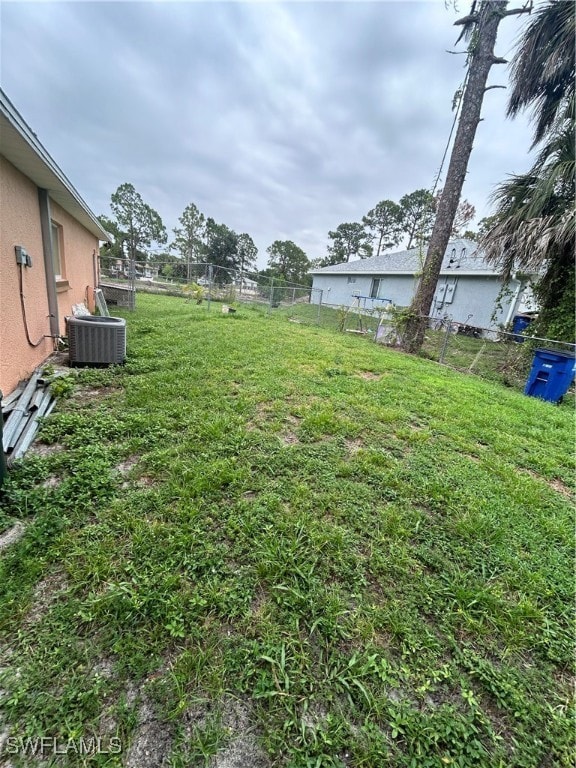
[1,1,534,266]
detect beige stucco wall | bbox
[0,156,52,396]
[50,200,98,326]
[0,157,100,396]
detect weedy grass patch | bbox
[0,293,574,767]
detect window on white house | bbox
[51,221,64,278]
[347,276,356,284]
[370,278,381,298]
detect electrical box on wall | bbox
[15,246,31,267]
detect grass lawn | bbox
[0,293,574,767]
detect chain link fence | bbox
[376,312,576,393]
[98,261,574,395]
[98,260,322,318]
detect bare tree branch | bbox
[454,14,479,26]
[503,7,533,17]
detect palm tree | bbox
[482,0,575,340]
[507,0,575,146]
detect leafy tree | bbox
[463,214,500,241]
[481,0,574,341]
[237,233,258,273]
[477,214,499,239]
[171,203,205,280]
[401,1,531,352]
[109,183,167,269]
[434,189,476,237]
[326,222,373,265]
[98,214,125,272]
[399,189,436,249]
[266,240,310,284]
[362,200,404,257]
[204,218,239,279]
[149,251,187,280]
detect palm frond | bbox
[507,0,575,146]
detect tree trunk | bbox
[402,0,508,353]
[376,232,384,258]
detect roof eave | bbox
[312,269,501,277]
[0,89,108,241]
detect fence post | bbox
[268,278,274,316]
[439,319,452,364]
[317,289,323,325]
[207,264,213,312]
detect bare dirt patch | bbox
[136,476,156,488]
[117,456,158,489]
[345,438,363,457]
[117,455,141,475]
[91,656,117,680]
[42,475,62,489]
[249,587,268,619]
[26,442,64,458]
[280,431,300,445]
[125,696,173,768]
[71,385,117,404]
[522,469,574,499]
[246,402,276,432]
[357,371,382,381]
[0,523,25,553]
[23,570,68,628]
[208,697,270,768]
[547,477,574,499]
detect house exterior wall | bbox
[312,273,417,310]
[50,200,98,327]
[0,156,53,395]
[430,275,515,328]
[374,275,418,306]
[312,275,373,306]
[312,271,518,329]
[0,158,99,395]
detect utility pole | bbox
[401,0,531,353]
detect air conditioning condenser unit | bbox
[67,316,126,365]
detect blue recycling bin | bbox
[524,349,576,404]
[512,314,533,342]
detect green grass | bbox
[0,293,574,767]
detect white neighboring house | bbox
[311,238,536,329]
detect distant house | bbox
[311,238,535,329]
[0,89,109,396]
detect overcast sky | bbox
[1,1,535,268]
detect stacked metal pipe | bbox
[1,370,58,467]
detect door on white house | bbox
[370,278,382,298]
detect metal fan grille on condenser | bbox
[67,316,126,365]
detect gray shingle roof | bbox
[311,239,497,275]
